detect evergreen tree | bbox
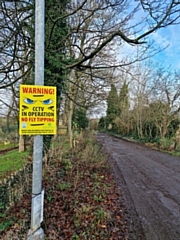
[119,81,129,112]
[112,81,130,135]
[106,84,119,129]
[72,108,89,131]
[98,117,107,130]
[44,0,69,152]
[45,0,69,95]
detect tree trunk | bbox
[67,99,73,148]
[19,135,25,152]
[54,98,61,140]
[67,70,76,148]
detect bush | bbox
[159,138,174,150]
[175,143,180,152]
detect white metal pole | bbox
[27,0,45,239]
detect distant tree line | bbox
[99,72,180,149]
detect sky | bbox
[114,2,180,74]
[125,1,180,72]
[151,25,180,70]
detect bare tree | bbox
[1,0,180,144]
[1,0,180,87]
[0,0,33,89]
[65,0,180,69]
[148,67,180,137]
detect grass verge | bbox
[0,150,29,180]
[0,143,18,151]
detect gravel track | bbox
[97,133,180,240]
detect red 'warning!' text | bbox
[22,87,54,95]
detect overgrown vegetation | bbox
[1,132,128,239]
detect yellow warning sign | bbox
[19,85,56,135]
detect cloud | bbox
[152,31,171,48]
[151,26,180,69]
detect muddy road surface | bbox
[97,133,180,240]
